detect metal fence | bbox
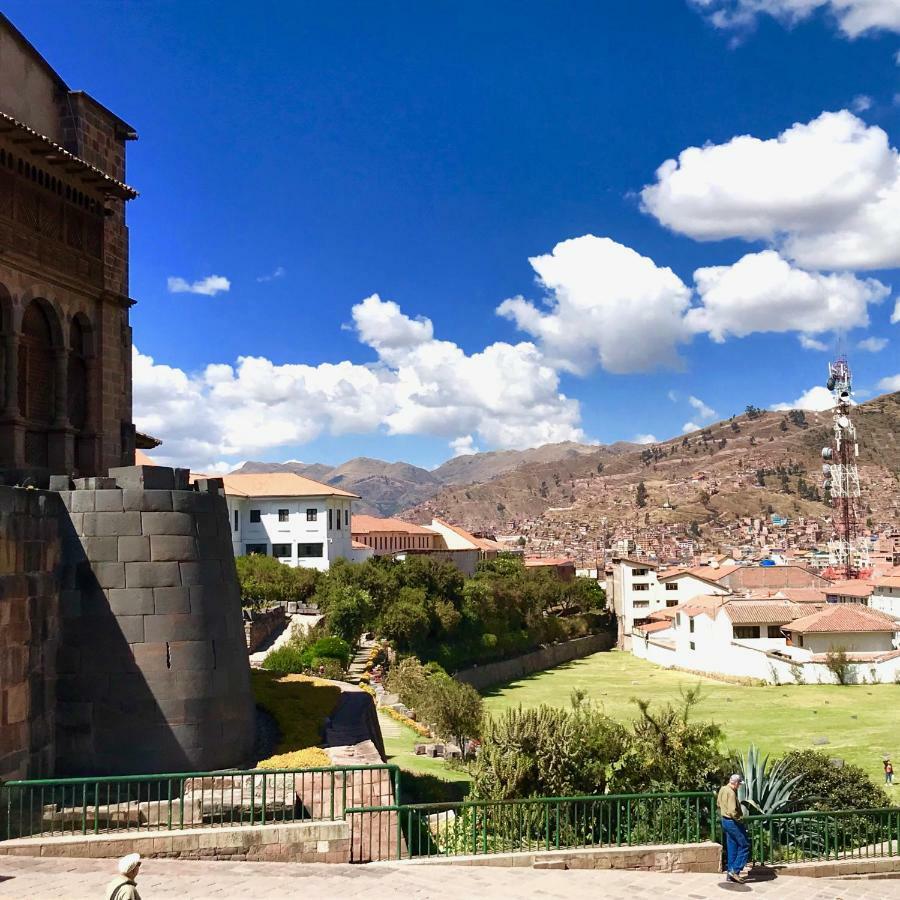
[2,765,400,841]
[746,808,900,866]
[347,791,718,862]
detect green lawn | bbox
[379,712,471,787]
[482,650,898,788]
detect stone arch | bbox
[18,297,63,467]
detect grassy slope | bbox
[482,651,898,789]
[379,711,471,784]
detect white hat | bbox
[729,773,744,784]
[117,853,141,875]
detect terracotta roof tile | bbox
[786,605,900,634]
[351,515,436,535]
[219,472,359,499]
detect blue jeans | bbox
[721,817,750,874]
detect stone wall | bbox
[54,468,255,775]
[0,486,61,781]
[0,820,351,863]
[244,606,287,653]
[454,633,614,691]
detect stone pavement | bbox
[0,857,897,899]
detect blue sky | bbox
[7,0,900,470]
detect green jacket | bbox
[106,875,141,900]
[717,784,743,821]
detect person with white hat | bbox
[106,853,142,900]
[717,773,749,884]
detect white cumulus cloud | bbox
[634,433,659,444]
[892,299,900,323]
[688,395,717,420]
[771,385,836,411]
[682,421,702,433]
[167,274,231,296]
[689,0,900,38]
[799,335,830,351]
[641,110,900,270]
[878,373,900,390]
[496,235,692,374]
[450,435,480,456]
[852,94,874,112]
[134,295,584,471]
[256,266,286,283]
[687,250,889,340]
[858,336,888,351]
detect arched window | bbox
[68,315,91,431]
[19,300,59,467]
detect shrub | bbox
[778,750,890,812]
[825,647,853,684]
[426,679,484,757]
[236,554,320,609]
[736,744,804,815]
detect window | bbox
[250,509,261,524]
[676,614,682,627]
[767,625,784,639]
[734,626,758,639]
[633,583,650,592]
[306,508,317,522]
[328,509,333,530]
[278,509,289,523]
[665,582,679,591]
[689,641,696,651]
[344,508,349,527]
[336,509,341,530]
[633,600,649,609]
[633,568,649,577]
[272,543,292,558]
[689,617,695,633]
[666,598,679,607]
[297,542,324,558]
[245,543,267,555]
[233,509,239,532]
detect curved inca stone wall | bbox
[55,472,255,775]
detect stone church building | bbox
[0,13,137,480]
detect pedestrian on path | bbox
[106,853,142,900]
[717,773,749,884]
[885,758,894,785]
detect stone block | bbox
[141,511,195,536]
[94,490,124,512]
[60,589,82,618]
[81,511,142,537]
[131,642,170,674]
[125,562,181,589]
[169,640,214,670]
[93,562,126,589]
[173,468,190,490]
[150,534,199,562]
[179,559,222,586]
[49,475,73,491]
[116,616,144,644]
[78,536,119,562]
[70,491,95,513]
[110,466,176,491]
[153,586,191,614]
[74,477,117,490]
[121,489,172,512]
[144,614,208,643]
[106,588,155,615]
[118,535,151,562]
[193,478,224,493]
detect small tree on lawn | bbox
[427,678,484,758]
[825,646,853,684]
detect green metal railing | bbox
[346,791,717,862]
[2,764,400,841]
[746,808,900,865]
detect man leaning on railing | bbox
[717,774,749,884]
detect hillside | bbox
[402,392,900,553]
[232,442,600,516]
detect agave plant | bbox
[737,744,804,815]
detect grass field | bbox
[482,650,898,789]
[379,711,471,785]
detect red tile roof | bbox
[825,580,875,598]
[634,620,673,634]
[351,515,436,536]
[724,600,803,626]
[785,605,900,635]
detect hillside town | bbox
[3,5,900,899]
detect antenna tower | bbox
[821,356,869,579]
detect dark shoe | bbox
[732,872,747,884]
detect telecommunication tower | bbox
[821,356,870,579]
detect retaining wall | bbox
[244,606,287,653]
[0,820,351,863]
[454,633,614,690]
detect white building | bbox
[870,574,900,618]
[218,473,359,571]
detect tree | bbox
[745,404,763,420]
[779,750,889,812]
[779,419,789,432]
[825,646,853,684]
[636,481,648,508]
[235,553,320,609]
[318,583,373,644]
[377,587,431,650]
[689,521,701,538]
[788,409,808,428]
[427,678,484,757]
